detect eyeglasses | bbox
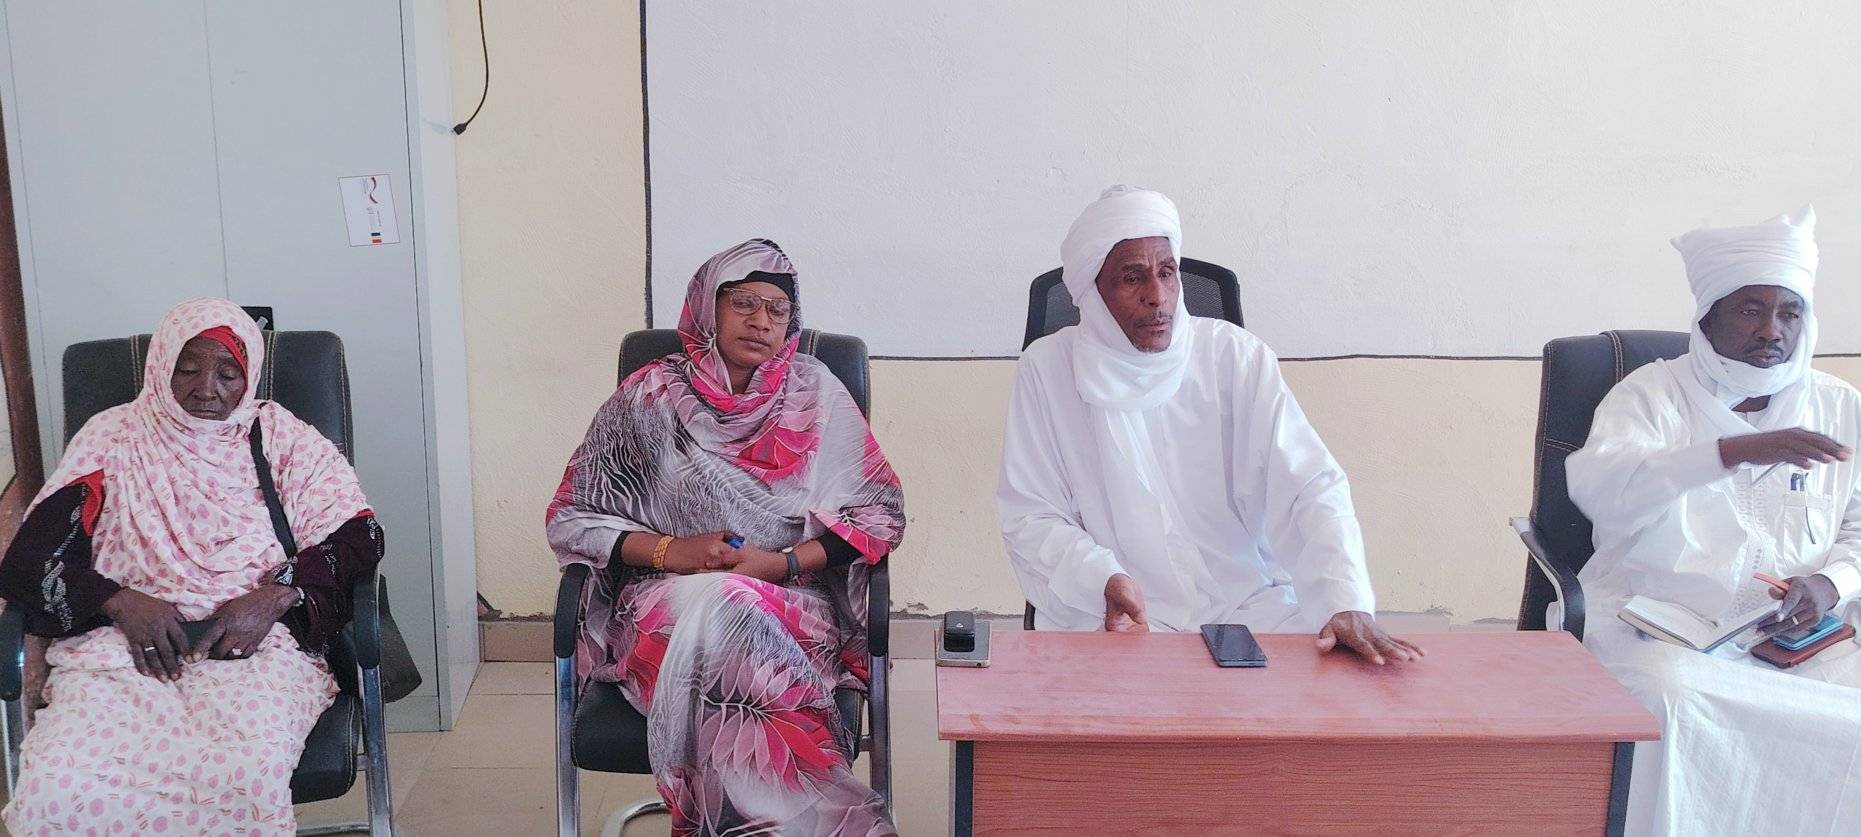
[721,288,796,323]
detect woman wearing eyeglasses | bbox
[547,239,904,835]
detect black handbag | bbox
[251,418,422,702]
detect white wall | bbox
[647,0,1861,357]
[457,4,1861,627]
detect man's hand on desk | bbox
[1759,574,1839,637]
[1317,611,1426,665]
[1103,573,1149,633]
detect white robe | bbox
[998,317,1375,632]
[1569,359,1861,836]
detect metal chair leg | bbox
[867,654,893,820]
[3,696,25,796]
[600,798,668,837]
[556,656,580,837]
[297,823,369,836]
[359,667,394,836]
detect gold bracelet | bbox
[651,535,673,572]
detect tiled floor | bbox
[292,659,949,836]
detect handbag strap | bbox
[250,418,299,560]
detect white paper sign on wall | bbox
[338,174,401,247]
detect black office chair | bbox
[553,328,893,835]
[0,331,394,835]
[1020,259,1243,629]
[1512,330,1690,640]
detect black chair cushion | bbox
[572,681,866,775]
[572,682,654,774]
[618,329,871,417]
[1021,257,1242,350]
[290,693,362,803]
[62,331,354,460]
[1519,329,1690,628]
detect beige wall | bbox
[446,6,1861,624]
[448,1,646,614]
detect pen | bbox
[1789,473,1821,545]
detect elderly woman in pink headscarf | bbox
[0,298,383,835]
[548,239,905,836]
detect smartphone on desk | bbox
[935,610,990,668]
[1201,623,1267,668]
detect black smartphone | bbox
[1201,623,1267,668]
[935,610,990,667]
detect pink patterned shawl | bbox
[33,298,369,619]
[548,239,905,682]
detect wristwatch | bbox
[781,546,800,584]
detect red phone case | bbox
[1751,623,1856,669]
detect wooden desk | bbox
[937,630,1659,836]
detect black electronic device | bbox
[936,610,990,667]
[1201,623,1267,668]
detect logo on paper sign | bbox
[366,177,384,245]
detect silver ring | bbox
[141,646,157,654]
[229,648,242,657]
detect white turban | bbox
[1673,207,1818,404]
[1059,185,1193,411]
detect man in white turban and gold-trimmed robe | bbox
[1570,207,1861,835]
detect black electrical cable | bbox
[452,0,489,135]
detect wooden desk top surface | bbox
[936,630,1660,744]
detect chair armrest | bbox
[0,605,24,701]
[867,557,890,658]
[555,563,591,660]
[350,567,381,670]
[1511,516,1587,640]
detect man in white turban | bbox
[996,186,1422,665]
[1569,207,1861,835]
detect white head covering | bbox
[1060,185,1194,411]
[1674,206,1819,402]
[1667,207,1819,433]
[1051,186,1201,621]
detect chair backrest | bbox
[1518,329,1689,628]
[61,331,356,461]
[618,328,872,417]
[1022,257,1243,350]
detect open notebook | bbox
[1618,596,1779,652]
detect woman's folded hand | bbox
[663,533,738,575]
[101,589,188,682]
[720,548,791,584]
[191,584,298,662]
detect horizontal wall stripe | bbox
[871,352,1861,363]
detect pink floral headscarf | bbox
[668,238,817,483]
[33,298,369,618]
